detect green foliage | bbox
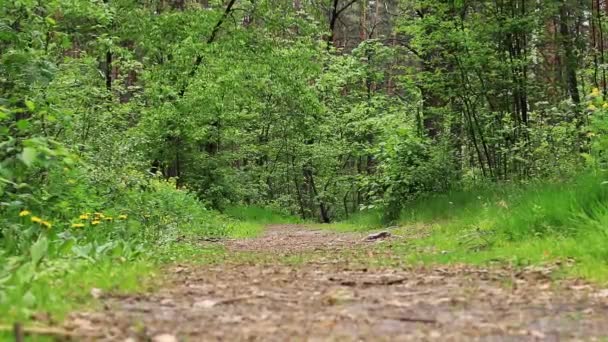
[319,209,384,232]
[374,129,454,223]
[2,0,608,324]
[225,205,302,225]
[0,257,156,322]
[399,173,608,240]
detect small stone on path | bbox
[152,334,178,342]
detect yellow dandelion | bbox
[41,221,52,229]
[31,216,42,224]
[94,212,105,219]
[19,210,31,217]
[588,104,598,111]
[71,223,85,228]
[118,214,128,220]
[104,217,113,221]
[79,214,90,220]
[91,220,101,225]
[592,87,601,97]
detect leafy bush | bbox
[375,129,456,223]
[0,131,229,316]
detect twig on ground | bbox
[382,316,437,324]
[215,294,266,306]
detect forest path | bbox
[67,224,608,341]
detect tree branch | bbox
[336,0,358,16]
[327,0,358,48]
[207,0,238,44]
[180,0,238,96]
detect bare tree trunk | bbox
[303,166,330,223]
[327,0,359,48]
[559,3,581,105]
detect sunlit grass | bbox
[0,259,157,324]
[389,173,608,283]
[321,172,608,283]
[224,205,303,238]
[227,221,266,238]
[3,171,608,335]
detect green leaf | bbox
[25,100,36,111]
[30,236,48,266]
[22,291,36,307]
[59,239,76,256]
[16,119,30,131]
[45,17,57,26]
[20,147,38,167]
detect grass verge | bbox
[224,205,303,238]
[0,212,260,335]
[324,172,608,283]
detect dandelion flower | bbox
[79,214,90,220]
[104,217,113,221]
[31,216,42,224]
[94,213,105,219]
[71,223,85,228]
[41,221,52,229]
[91,220,101,225]
[118,214,128,220]
[19,210,31,217]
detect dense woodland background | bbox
[3,0,608,256]
[4,0,608,319]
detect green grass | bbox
[228,221,266,238]
[3,172,608,340]
[0,204,273,335]
[0,258,157,324]
[0,333,55,342]
[223,205,303,238]
[315,209,384,232]
[0,241,228,337]
[322,172,608,283]
[396,172,608,282]
[0,203,275,333]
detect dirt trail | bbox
[66,225,608,341]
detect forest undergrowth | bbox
[5,0,608,338]
[3,172,608,331]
